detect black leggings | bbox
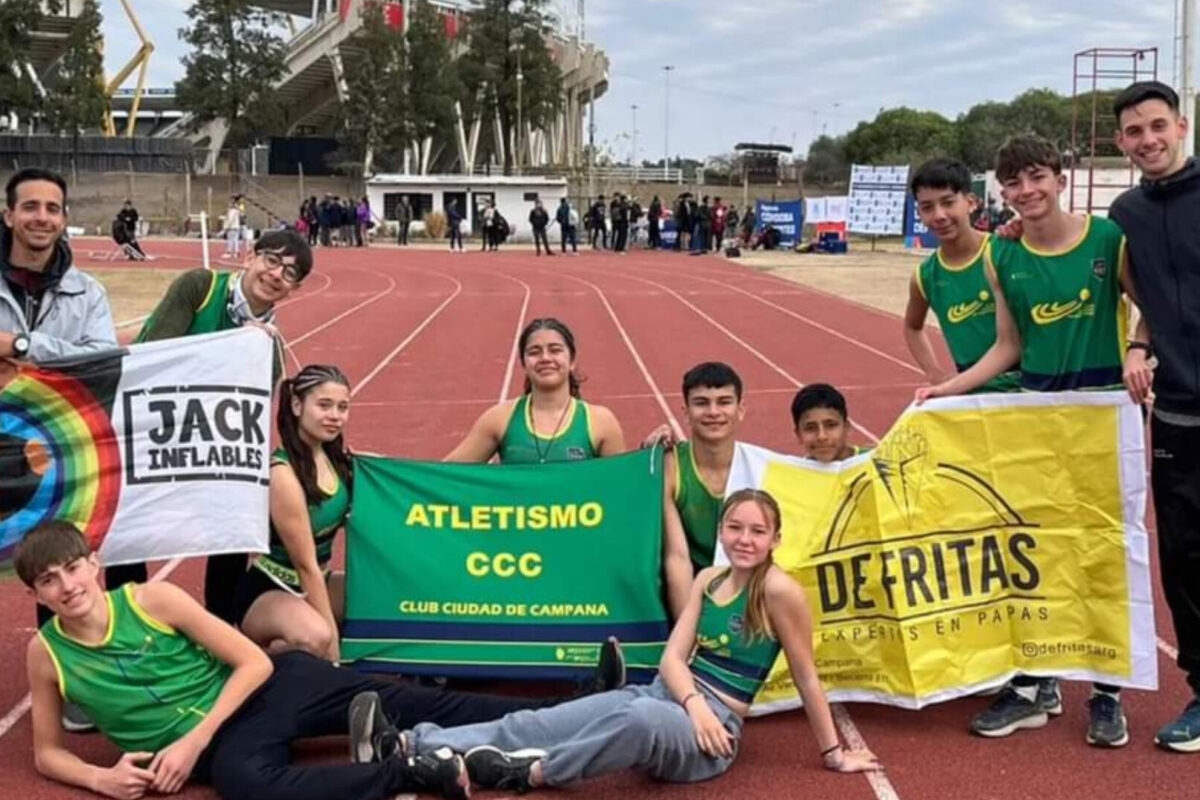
[196,651,553,800]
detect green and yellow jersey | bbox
[673,441,725,571]
[38,584,230,753]
[915,234,1021,393]
[497,395,597,464]
[987,215,1127,392]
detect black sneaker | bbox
[61,701,96,733]
[1036,677,1063,716]
[349,691,402,764]
[464,745,545,792]
[401,747,470,800]
[969,686,1049,737]
[575,637,626,696]
[1087,693,1130,747]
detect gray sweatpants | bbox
[412,676,743,786]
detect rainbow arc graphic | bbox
[0,368,121,566]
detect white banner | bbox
[0,328,272,568]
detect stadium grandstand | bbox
[146,0,608,175]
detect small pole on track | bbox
[200,211,211,271]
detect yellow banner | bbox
[727,392,1156,711]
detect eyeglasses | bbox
[260,251,303,284]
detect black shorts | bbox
[231,565,298,626]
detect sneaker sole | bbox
[1041,700,1064,716]
[1155,735,1200,753]
[60,719,97,733]
[348,692,380,764]
[1087,730,1130,748]
[972,711,1050,738]
[465,744,549,760]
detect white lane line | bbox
[547,268,685,440]
[601,268,880,444]
[0,555,187,741]
[833,705,902,800]
[496,273,532,403]
[352,272,463,396]
[286,274,398,348]
[564,260,899,800]
[632,262,923,375]
[653,257,909,323]
[1159,638,1179,660]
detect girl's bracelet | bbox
[680,691,703,709]
[820,743,842,758]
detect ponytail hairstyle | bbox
[720,488,783,642]
[518,317,585,398]
[277,364,354,504]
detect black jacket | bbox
[529,207,549,229]
[1110,157,1200,413]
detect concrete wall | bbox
[0,171,362,235]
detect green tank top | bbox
[915,235,1021,393]
[989,216,1127,391]
[135,270,236,343]
[673,442,724,570]
[38,583,231,754]
[253,448,351,590]
[689,569,782,704]
[496,395,597,464]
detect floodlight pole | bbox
[1183,0,1196,157]
[663,66,674,180]
[631,104,639,180]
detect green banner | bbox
[342,449,669,679]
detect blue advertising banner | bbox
[904,193,939,248]
[754,200,804,249]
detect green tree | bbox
[956,101,1010,172]
[804,134,848,185]
[43,0,105,134]
[844,107,957,167]
[175,0,288,150]
[0,0,57,127]
[457,0,562,174]
[407,0,457,157]
[344,1,408,175]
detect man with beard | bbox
[1,167,118,731]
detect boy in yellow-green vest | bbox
[917,135,1146,748]
[17,521,624,800]
[662,363,745,620]
[790,384,870,463]
[125,228,315,623]
[904,158,1020,392]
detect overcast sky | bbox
[100,0,1177,160]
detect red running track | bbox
[0,242,1190,800]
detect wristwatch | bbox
[1126,341,1152,356]
[12,332,31,359]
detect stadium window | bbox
[384,192,434,220]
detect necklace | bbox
[529,397,573,464]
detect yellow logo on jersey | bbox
[1032,289,1092,325]
[947,291,993,324]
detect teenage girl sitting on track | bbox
[444,317,626,463]
[349,488,882,791]
[232,364,352,662]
